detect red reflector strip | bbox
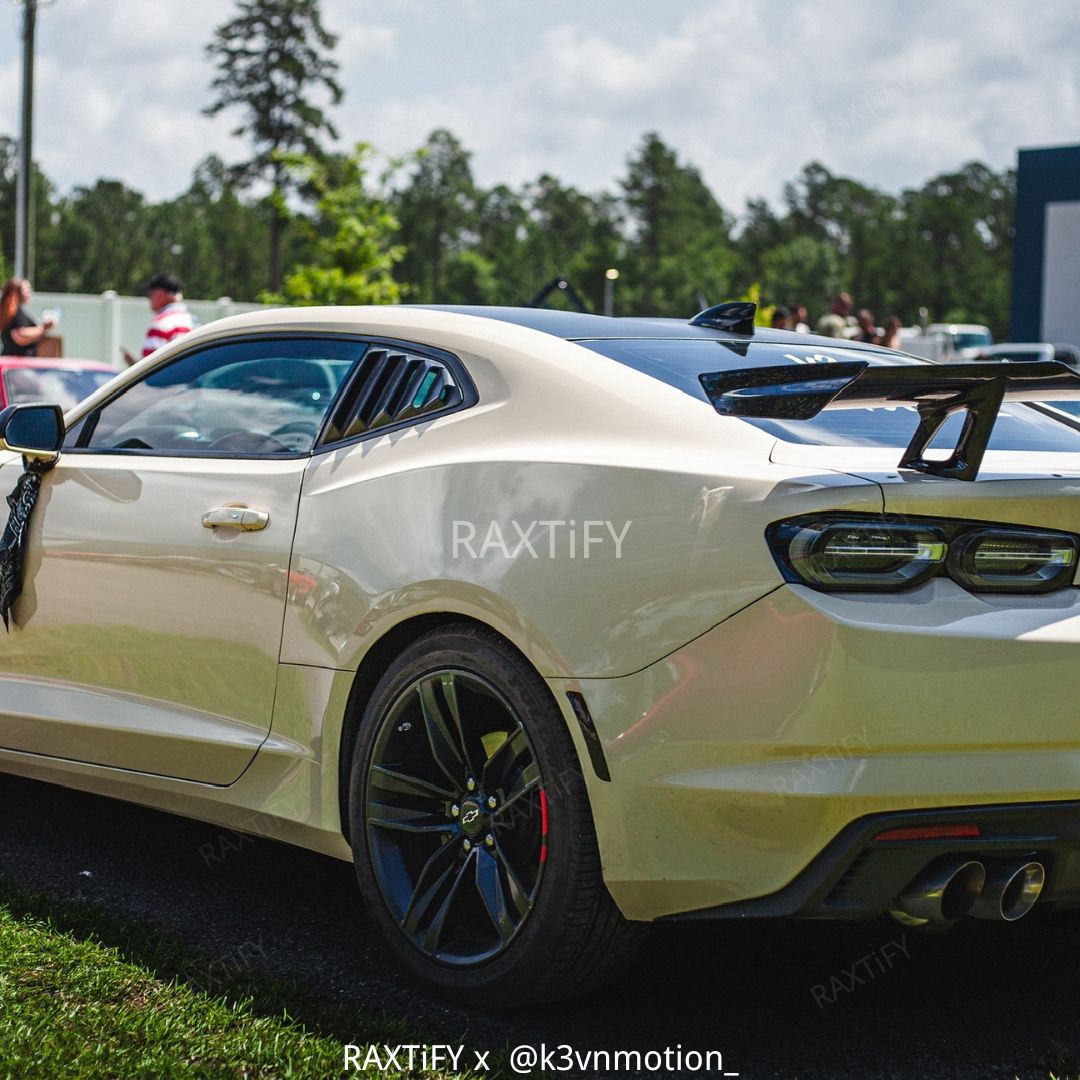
[539,788,549,865]
[874,824,981,842]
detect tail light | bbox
[767,514,1078,594]
[949,528,1076,593]
[779,519,945,591]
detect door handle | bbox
[201,507,270,531]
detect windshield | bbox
[981,348,1049,363]
[953,332,993,350]
[3,366,114,411]
[578,338,1080,453]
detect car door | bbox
[0,334,362,784]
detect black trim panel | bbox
[665,800,1080,921]
[566,691,611,782]
[316,335,477,452]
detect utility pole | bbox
[14,0,38,280]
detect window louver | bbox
[338,348,463,440]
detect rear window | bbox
[3,366,114,411]
[578,338,1080,454]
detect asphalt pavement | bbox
[1,772,1078,1079]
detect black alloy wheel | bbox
[349,624,645,1006]
[364,667,546,965]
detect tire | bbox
[348,622,646,1007]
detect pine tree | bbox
[204,0,342,292]
[394,130,476,302]
[620,133,735,316]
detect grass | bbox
[0,878,492,1079]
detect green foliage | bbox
[619,133,736,316]
[504,176,621,310]
[394,129,477,302]
[262,144,404,307]
[204,0,342,175]
[0,120,1018,336]
[204,0,343,291]
[441,249,500,305]
[0,879,488,1079]
[757,159,1015,337]
[171,155,277,299]
[759,235,844,312]
[738,283,774,327]
[898,162,1015,339]
[47,180,151,292]
[470,183,531,304]
[0,138,19,278]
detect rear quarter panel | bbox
[281,329,886,678]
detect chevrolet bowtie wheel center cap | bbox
[459,797,486,837]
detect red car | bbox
[0,356,116,411]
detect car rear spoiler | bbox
[699,360,1080,481]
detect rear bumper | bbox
[556,579,1080,921]
[665,800,1080,920]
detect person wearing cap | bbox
[121,273,197,366]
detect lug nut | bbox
[463,839,472,852]
[450,804,460,818]
[486,795,497,809]
[485,834,495,847]
[466,777,476,792]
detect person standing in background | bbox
[816,292,854,338]
[790,303,811,333]
[879,316,903,350]
[771,306,791,330]
[122,273,197,366]
[853,308,881,344]
[0,279,56,356]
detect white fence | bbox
[31,292,267,368]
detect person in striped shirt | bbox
[122,273,197,365]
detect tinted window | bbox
[78,338,360,455]
[747,403,1080,452]
[579,338,1080,453]
[953,332,992,350]
[4,367,113,410]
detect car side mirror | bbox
[0,403,64,459]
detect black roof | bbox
[406,304,918,408]
[411,304,862,350]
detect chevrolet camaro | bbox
[2,302,1080,1005]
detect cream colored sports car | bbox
[3,303,1080,1005]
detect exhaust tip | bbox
[970,861,1045,922]
[890,858,986,926]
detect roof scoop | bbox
[690,302,757,335]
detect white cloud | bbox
[0,0,1077,213]
[337,22,398,62]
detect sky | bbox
[1,0,1079,216]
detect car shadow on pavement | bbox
[2,773,1080,1080]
